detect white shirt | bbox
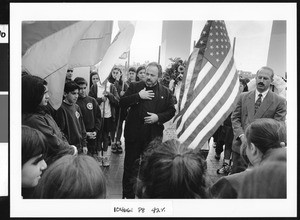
[97,81,112,118]
[255,88,269,102]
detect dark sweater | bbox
[22,108,74,161]
[76,95,101,132]
[55,101,87,149]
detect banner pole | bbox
[158,45,161,64]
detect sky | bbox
[113,20,273,74]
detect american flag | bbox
[174,20,240,149]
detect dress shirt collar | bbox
[255,88,269,102]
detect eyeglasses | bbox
[67,70,73,73]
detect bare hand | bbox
[139,88,155,100]
[116,73,121,81]
[144,112,158,124]
[86,132,93,139]
[102,96,107,102]
[83,147,88,154]
[87,132,97,139]
[169,79,175,90]
[120,91,125,96]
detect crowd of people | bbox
[21,63,287,199]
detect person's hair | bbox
[32,154,107,199]
[241,118,286,159]
[256,66,274,80]
[238,160,286,198]
[74,77,87,86]
[64,81,80,94]
[22,71,29,77]
[22,125,47,166]
[136,65,146,74]
[89,71,99,88]
[108,66,123,85]
[239,78,249,92]
[22,75,48,114]
[46,145,76,166]
[136,139,208,198]
[127,66,138,82]
[128,66,136,73]
[146,62,163,78]
[136,65,146,81]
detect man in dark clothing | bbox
[120,62,176,199]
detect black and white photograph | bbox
[4,2,298,218]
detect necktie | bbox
[254,93,262,114]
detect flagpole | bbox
[127,50,130,67]
[114,64,125,145]
[125,61,128,77]
[158,45,161,64]
[232,37,236,57]
[114,59,127,144]
[100,79,107,157]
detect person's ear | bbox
[250,143,263,158]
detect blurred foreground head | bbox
[241,118,286,166]
[33,154,106,199]
[136,139,208,198]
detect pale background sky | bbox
[113,20,273,74]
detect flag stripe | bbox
[194,59,212,90]
[185,53,206,107]
[176,60,215,130]
[178,48,200,112]
[178,56,236,141]
[175,60,212,130]
[181,65,239,148]
[178,57,234,135]
[176,47,234,135]
[186,76,239,147]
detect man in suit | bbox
[120,62,176,199]
[231,66,287,174]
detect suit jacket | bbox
[120,81,176,143]
[231,90,287,153]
